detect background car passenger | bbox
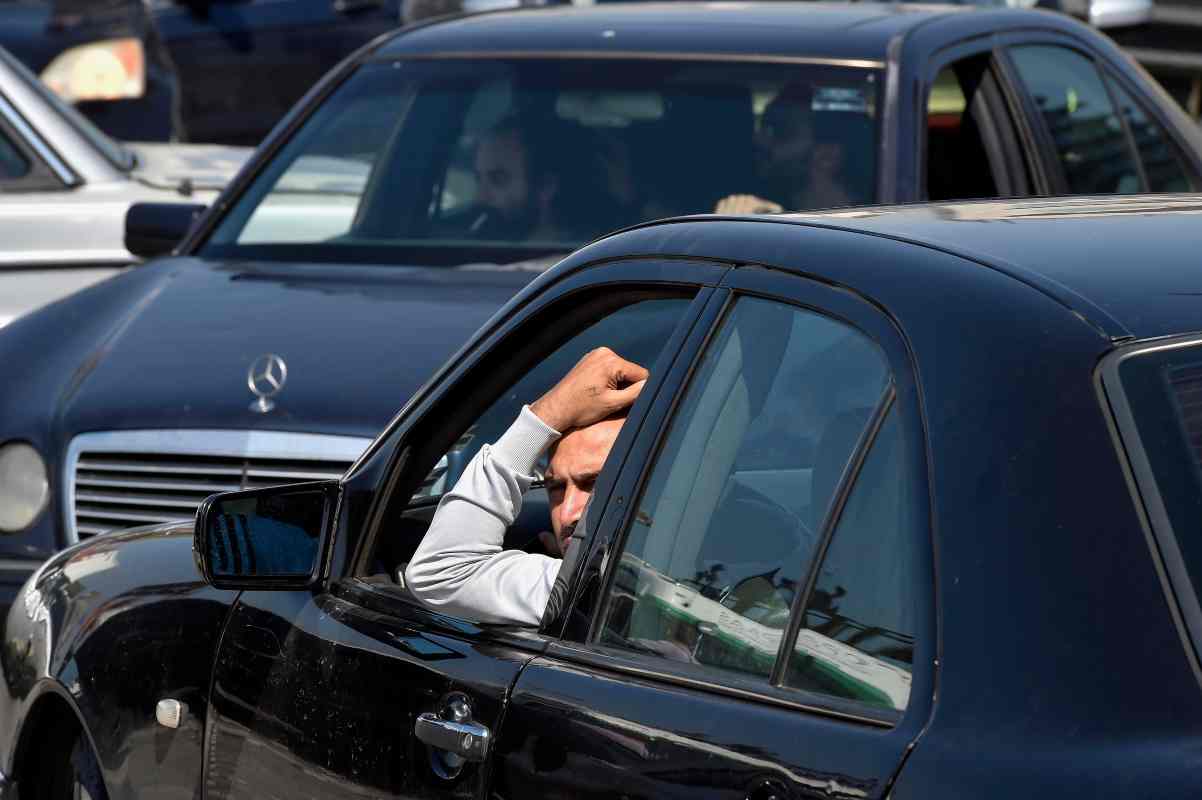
[471,114,618,243]
[715,82,819,214]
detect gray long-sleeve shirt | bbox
[405,406,565,625]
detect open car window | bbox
[365,291,697,588]
[203,57,880,267]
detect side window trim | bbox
[1098,61,1150,192]
[558,265,933,729]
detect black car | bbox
[0,2,1199,615]
[6,194,1202,798]
[0,0,402,144]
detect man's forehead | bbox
[547,419,624,478]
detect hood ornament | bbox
[248,353,287,413]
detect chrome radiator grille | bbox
[65,430,372,543]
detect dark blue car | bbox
[0,0,1199,638]
[6,189,1202,798]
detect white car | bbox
[0,45,250,327]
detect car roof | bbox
[778,195,1202,340]
[559,195,1202,342]
[655,194,1199,341]
[378,2,995,64]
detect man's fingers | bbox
[609,378,647,410]
[611,356,649,387]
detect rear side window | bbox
[595,296,923,714]
[1106,75,1199,193]
[1111,349,1202,595]
[1008,45,1141,195]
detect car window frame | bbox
[1097,333,1202,693]
[546,264,935,731]
[1103,66,1202,192]
[919,37,1037,200]
[996,33,1145,196]
[331,258,730,640]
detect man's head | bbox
[754,83,815,182]
[474,116,559,239]
[541,413,626,557]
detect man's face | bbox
[543,416,624,557]
[755,99,814,180]
[475,130,533,223]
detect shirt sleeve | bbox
[404,406,563,625]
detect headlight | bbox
[40,37,145,104]
[0,443,49,533]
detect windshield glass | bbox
[0,46,133,171]
[203,57,880,267]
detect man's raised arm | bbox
[405,347,648,626]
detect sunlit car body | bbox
[6,194,1202,798]
[0,46,249,327]
[1,1,1199,612]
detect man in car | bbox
[470,115,575,243]
[406,347,648,625]
[714,82,857,214]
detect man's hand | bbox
[714,194,784,214]
[531,347,648,432]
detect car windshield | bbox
[0,46,134,171]
[202,57,881,267]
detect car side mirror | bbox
[125,202,206,260]
[194,481,339,590]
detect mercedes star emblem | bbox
[247,353,288,413]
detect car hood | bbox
[55,257,538,438]
[127,142,254,193]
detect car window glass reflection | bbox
[1009,45,1142,195]
[1106,76,1197,193]
[596,297,890,684]
[207,491,325,578]
[0,128,29,180]
[784,408,918,711]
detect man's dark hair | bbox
[484,113,563,189]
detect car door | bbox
[488,265,935,799]
[152,0,400,144]
[202,259,727,798]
